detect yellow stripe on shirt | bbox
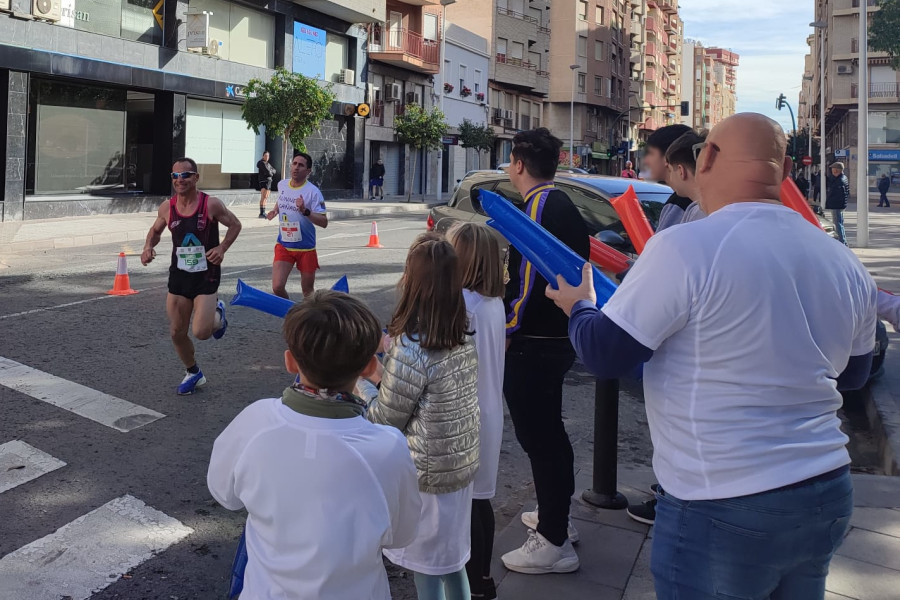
[506,183,555,331]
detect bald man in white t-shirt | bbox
[547,113,877,600]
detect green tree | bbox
[394,105,448,202]
[869,0,900,68]
[458,119,496,170]
[786,130,821,164]
[241,67,336,177]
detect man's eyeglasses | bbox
[171,171,197,180]
[692,141,719,163]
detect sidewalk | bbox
[0,198,433,255]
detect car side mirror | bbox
[597,230,626,248]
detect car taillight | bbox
[426,214,435,231]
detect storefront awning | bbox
[591,152,609,159]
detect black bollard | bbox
[581,378,628,509]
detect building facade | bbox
[637,0,682,138]
[681,41,739,131]
[445,0,549,168]
[805,0,900,200]
[0,0,382,221]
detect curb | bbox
[0,203,433,254]
[866,380,900,476]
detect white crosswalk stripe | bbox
[0,440,66,494]
[0,357,165,432]
[0,495,193,600]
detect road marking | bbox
[0,358,165,432]
[0,440,66,494]
[0,251,357,321]
[0,494,193,600]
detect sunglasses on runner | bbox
[171,171,197,180]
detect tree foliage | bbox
[458,119,495,153]
[394,105,448,201]
[241,68,336,174]
[786,130,821,162]
[869,0,900,68]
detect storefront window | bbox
[869,111,900,145]
[59,0,162,45]
[325,33,349,83]
[185,99,266,189]
[188,0,275,69]
[28,80,127,194]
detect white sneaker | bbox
[521,507,580,543]
[501,530,579,575]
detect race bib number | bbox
[280,220,302,243]
[176,245,208,272]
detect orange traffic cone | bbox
[366,221,383,248]
[107,252,138,296]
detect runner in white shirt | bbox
[547,113,877,600]
[266,152,327,298]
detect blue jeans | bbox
[651,467,852,600]
[413,569,470,600]
[831,209,846,244]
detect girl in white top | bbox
[446,223,507,600]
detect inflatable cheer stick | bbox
[230,276,350,318]
[589,237,630,274]
[780,178,823,230]
[609,185,654,254]
[479,189,617,306]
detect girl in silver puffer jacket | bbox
[368,233,480,600]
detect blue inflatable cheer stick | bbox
[230,276,351,318]
[479,189,617,307]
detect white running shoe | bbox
[521,507,580,544]
[501,530,580,575]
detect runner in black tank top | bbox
[140,158,243,395]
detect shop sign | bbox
[442,135,459,145]
[186,12,210,50]
[59,0,122,36]
[225,84,248,99]
[869,149,900,162]
[834,149,849,158]
[293,21,327,79]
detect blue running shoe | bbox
[213,300,228,340]
[178,369,207,395]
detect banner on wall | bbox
[293,21,327,79]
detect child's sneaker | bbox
[213,300,228,340]
[178,369,207,395]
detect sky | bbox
[679,0,813,132]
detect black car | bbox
[428,172,671,254]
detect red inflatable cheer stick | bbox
[609,185,654,254]
[589,237,630,274]
[780,178,823,230]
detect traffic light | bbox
[680,101,690,117]
[607,149,615,159]
[776,94,787,110]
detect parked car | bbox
[428,172,671,255]
[556,167,590,174]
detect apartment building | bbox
[637,0,682,137]
[545,0,633,173]
[681,41,739,131]
[445,0,550,166]
[0,0,381,221]
[805,0,900,199]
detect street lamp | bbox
[811,20,827,216]
[570,64,581,168]
[435,0,456,204]
[803,74,814,198]
[856,2,869,247]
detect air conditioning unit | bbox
[339,69,356,85]
[837,65,853,75]
[0,0,10,12]
[503,110,514,119]
[406,91,420,105]
[32,0,61,22]
[386,83,402,101]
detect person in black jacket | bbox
[257,151,276,219]
[878,173,891,208]
[826,162,850,244]
[369,158,386,201]
[499,128,590,576]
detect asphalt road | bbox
[0,214,653,600]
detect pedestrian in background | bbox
[547,113,876,600]
[621,160,637,179]
[447,223,506,600]
[826,161,850,244]
[878,173,891,207]
[257,151,276,219]
[370,158,386,201]
[367,234,480,600]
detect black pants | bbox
[503,337,576,546]
[879,191,891,206]
[466,499,496,596]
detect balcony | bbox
[491,108,517,130]
[369,26,441,74]
[666,39,677,54]
[658,0,677,14]
[496,54,537,70]
[851,0,878,6]
[851,82,900,99]
[646,16,659,34]
[631,21,644,41]
[497,5,539,25]
[645,41,657,57]
[665,18,676,34]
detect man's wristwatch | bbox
[302,208,311,217]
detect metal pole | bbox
[581,379,628,510]
[435,5,447,204]
[808,124,813,199]
[570,70,576,168]
[857,1,869,247]
[820,27,827,215]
